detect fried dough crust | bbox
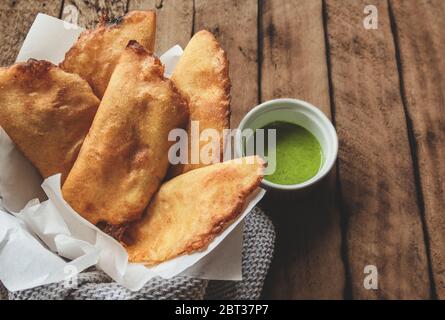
[0,60,99,180]
[170,30,231,176]
[60,10,156,98]
[125,156,264,265]
[62,41,188,226]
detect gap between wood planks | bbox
[387,0,437,299]
[257,0,263,104]
[321,0,352,300]
[58,0,66,19]
[191,0,195,37]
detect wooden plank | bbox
[194,0,258,128]
[325,0,430,299]
[260,0,345,299]
[262,178,345,299]
[129,0,193,54]
[61,0,127,29]
[390,0,445,299]
[0,0,62,66]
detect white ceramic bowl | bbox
[235,98,338,191]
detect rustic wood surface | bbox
[0,0,62,66]
[1,0,444,299]
[260,0,344,299]
[62,0,126,28]
[390,0,445,299]
[325,0,430,299]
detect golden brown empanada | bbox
[170,30,231,176]
[0,59,99,181]
[62,41,188,226]
[60,10,156,99]
[125,156,264,265]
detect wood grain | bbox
[129,0,193,54]
[62,0,127,29]
[326,0,430,299]
[260,0,345,299]
[194,0,258,128]
[0,0,62,66]
[390,0,445,299]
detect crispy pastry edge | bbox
[129,157,265,265]
[59,10,156,70]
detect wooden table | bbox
[1,0,444,300]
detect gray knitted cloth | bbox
[1,207,275,300]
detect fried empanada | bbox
[124,156,264,265]
[62,41,188,226]
[170,30,231,176]
[60,10,156,99]
[0,60,99,181]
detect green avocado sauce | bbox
[254,121,323,185]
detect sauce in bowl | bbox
[237,98,338,191]
[256,121,323,185]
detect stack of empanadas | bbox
[0,11,264,265]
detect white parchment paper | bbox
[0,14,265,291]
